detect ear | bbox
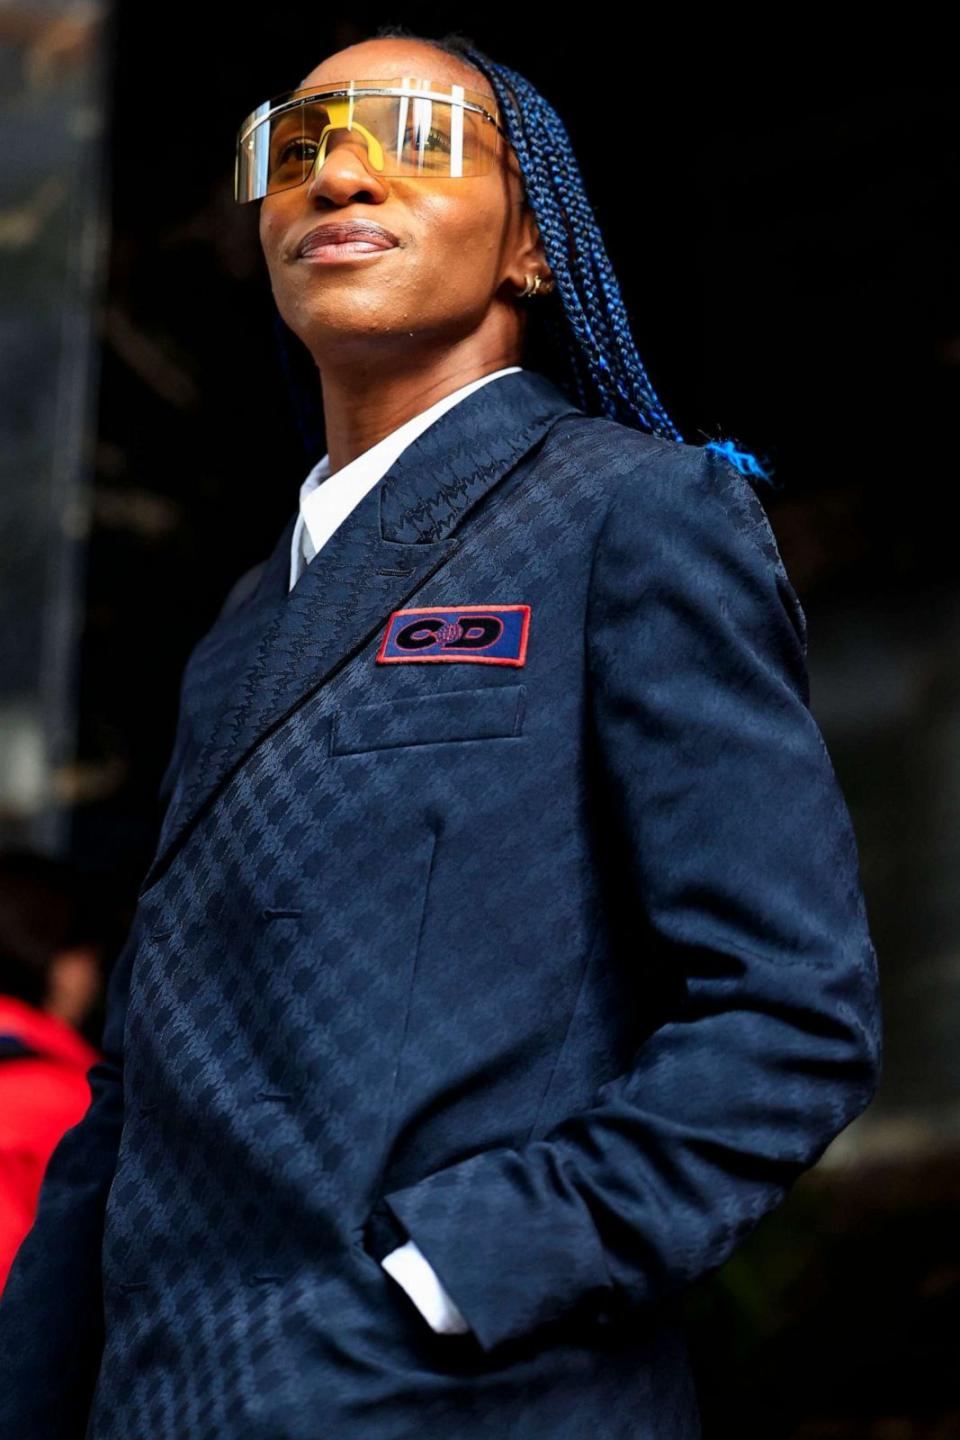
[506,201,555,296]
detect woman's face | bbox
[257,38,545,368]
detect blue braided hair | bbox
[272,26,773,484]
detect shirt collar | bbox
[290,365,523,589]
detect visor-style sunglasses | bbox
[235,77,508,202]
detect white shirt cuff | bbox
[380,1239,471,1334]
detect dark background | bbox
[19,8,960,1435]
[84,20,959,879]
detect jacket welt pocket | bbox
[329,684,526,757]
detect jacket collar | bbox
[293,364,523,584]
[139,367,582,897]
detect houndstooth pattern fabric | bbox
[0,369,880,1439]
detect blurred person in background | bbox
[0,850,103,1294]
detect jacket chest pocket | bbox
[329,683,526,757]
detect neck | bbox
[314,338,523,474]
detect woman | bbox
[0,28,881,1440]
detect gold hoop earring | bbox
[518,273,554,299]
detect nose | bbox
[303,132,390,206]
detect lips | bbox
[297,221,399,256]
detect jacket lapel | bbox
[139,368,582,895]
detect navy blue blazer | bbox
[0,367,881,1439]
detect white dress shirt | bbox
[290,365,522,593]
[287,364,523,1334]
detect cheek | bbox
[258,207,278,261]
[258,199,293,273]
[417,192,506,272]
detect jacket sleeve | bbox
[377,441,883,1355]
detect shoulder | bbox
[540,412,751,523]
[532,411,793,587]
[0,1057,93,1138]
[577,421,807,656]
[530,412,697,542]
[539,410,689,488]
[564,419,791,588]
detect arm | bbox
[364,1193,472,1334]
[374,442,882,1355]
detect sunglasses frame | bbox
[235,79,513,201]
[238,79,509,147]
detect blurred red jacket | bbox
[0,995,101,1294]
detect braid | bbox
[272,25,774,484]
[372,26,773,484]
[466,52,684,439]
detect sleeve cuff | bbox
[381,1143,614,1353]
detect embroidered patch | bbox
[377,604,530,665]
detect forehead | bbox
[297,40,491,101]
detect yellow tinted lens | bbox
[236,79,501,201]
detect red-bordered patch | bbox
[376,604,530,665]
